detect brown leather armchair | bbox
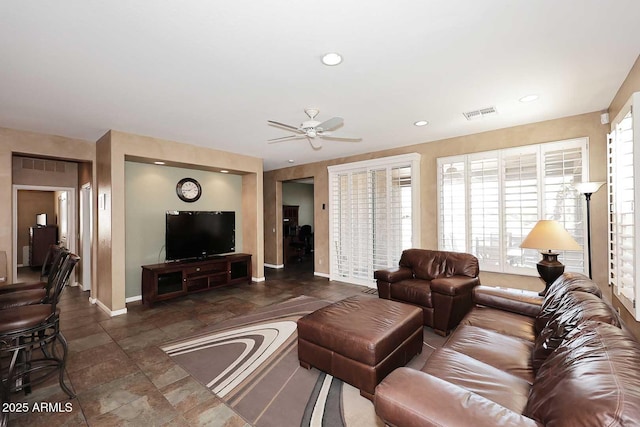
[374,249,480,335]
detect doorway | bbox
[282,178,314,272]
[12,185,77,283]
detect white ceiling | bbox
[1,1,639,171]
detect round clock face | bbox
[176,178,202,202]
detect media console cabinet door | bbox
[142,265,187,307]
[230,256,252,282]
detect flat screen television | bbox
[165,211,235,262]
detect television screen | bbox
[166,211,235,261]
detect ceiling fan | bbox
[267,108,361,150]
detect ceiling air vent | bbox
[463,106,498,121]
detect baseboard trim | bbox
[252,276,266,282]
[264,263,284,269]
[126,295,142,303]
[93,298,128,317]
[314,272,330,278]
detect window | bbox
[608,92,640,320]
[329,153,420,287]
[438,138,588,275]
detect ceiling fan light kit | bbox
[267,108,361,149]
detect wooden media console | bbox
[141,253,252,307]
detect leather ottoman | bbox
[297,295,423,400]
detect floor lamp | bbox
[520,220,582,296]
[574,182,605,279]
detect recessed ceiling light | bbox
[519,94,539,103]
[220,170,229,173]
[288,159,295,163]
[153,161,165,165]
[321,52,343,66]
[414,120,429,127]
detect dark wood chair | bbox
[0,253,80,426]
[289,225,313,261]
[0,246,68,296]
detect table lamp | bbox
[574,181,605,279]
[520,220,582,296]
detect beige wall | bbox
[95,132,114,308]
[96,130,264,312]
[609,55,640,122]
[0,127,95,284]
[264,111,609,291]
[13,156,79,188]
[607,54,640,339]
[124,161,243,298]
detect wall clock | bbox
[176,178,202,202]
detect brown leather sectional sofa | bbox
[374,249,480,336]
[374,273,640,426]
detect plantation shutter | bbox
[329,154,420,287]
[437,138,587,275]
[438,159,466,252]
[543,146,584,271]
[503,149,539,274]
[469,154,501,271]
[608,92,640,319]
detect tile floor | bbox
[7,260,369,426]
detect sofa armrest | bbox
[373,266,413,283]
[375,368,542,427]
[375,267,414,300]
[473,286,543,317]
[430,276,479,296]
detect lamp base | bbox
[536,252,565,296]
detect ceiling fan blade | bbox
[320,134,362,141]
[267,120,302,132]
[317,117,343,131]
[308,137,322,150]
[268,135,307,143]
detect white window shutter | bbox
[329,154,420,287]
[438,138,588,277]
[608,92,640,319]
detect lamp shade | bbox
[574,181,605,194]
[520,220,582,251]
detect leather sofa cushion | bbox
[422,347,531,414]
[473,286,543,317]
[526,321,640,426]
[532,291,620,371]
[446,325,535,383]
[389,278,432,307]
[460,305,537,342]
[399,249,479,280]
[296,296,422,366]
[535,272,602,333]
[374,368,541,427]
